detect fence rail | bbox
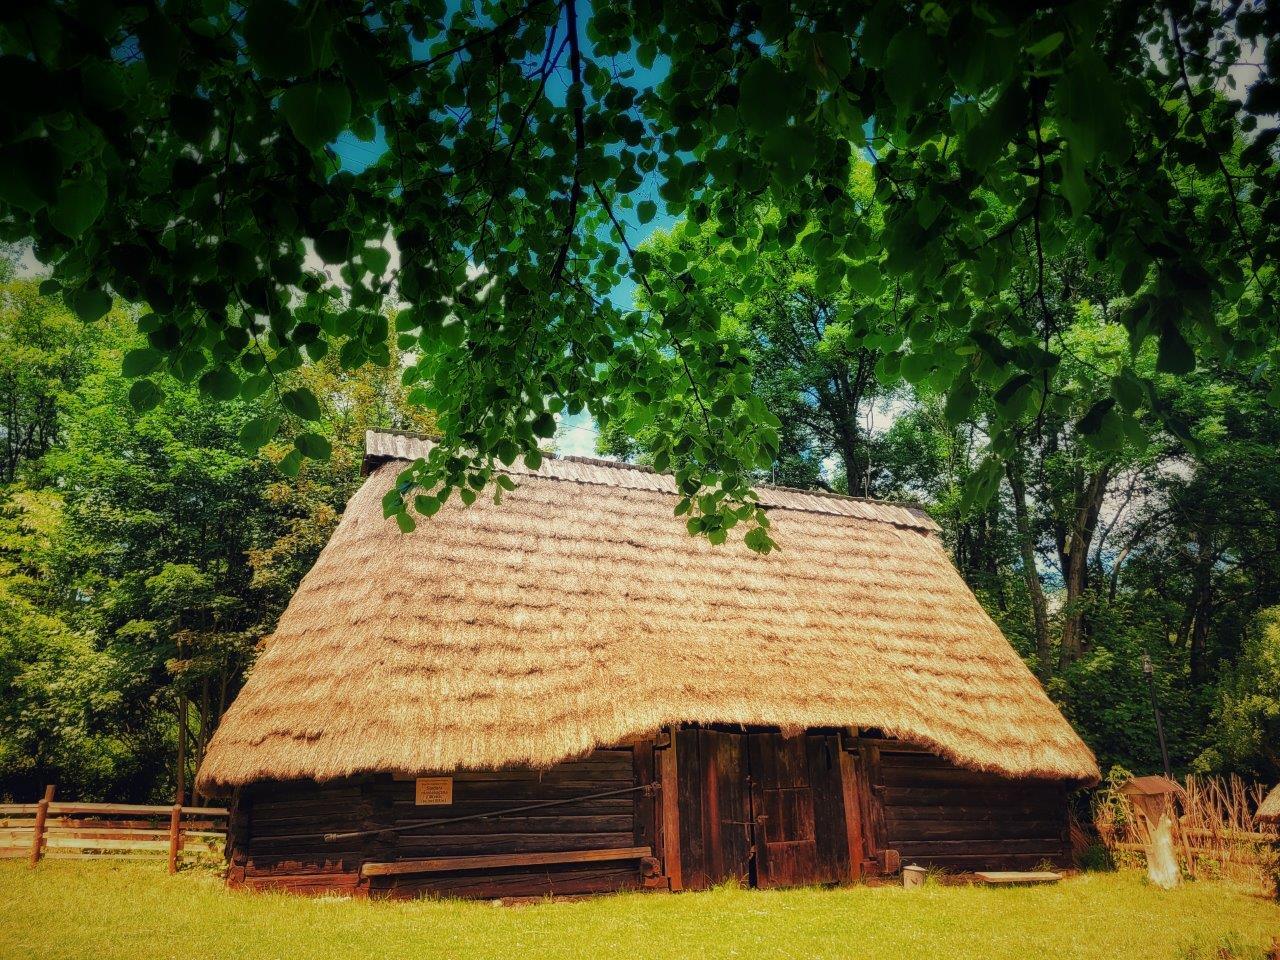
[0,786,227,872]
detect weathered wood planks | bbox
[864,736,1072,871]
[361,845,652,877]
[233,747,652,899]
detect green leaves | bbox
[531,412,556,438]
[1058,146,1090,218]
[1111,369,1146,413]
[122,348,163,378]
[280,81,352,151]
[1053,52,1130,163]
[961,455,1004,511]
[65,287,112,323]
[239,415,281,453]
[1078,397,1116,436]
[50,179,107,238]
[315,230,352,264]
[739,61,794,133]
[884,26,939,113]
[1157,324,1195,375]
[281,387,322,422]
[0,139,61,213]
[295,432,332,460]
[128,379,163,413]
[244,0,330,79]
[0,0,1269,558]
[848,262,883,297]
[198,366,241,401]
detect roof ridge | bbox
[363,428,937,523]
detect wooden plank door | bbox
[747,731,854,887]
[674,728,752,889]
[700,729,753,886]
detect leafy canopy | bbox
[1,0,1277,549]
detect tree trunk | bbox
[1006,455,1052,679]
[1182,533,1216,684]
[1059,467,1111,670]
[175,693,187,805]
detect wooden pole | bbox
[29,784,55,867]
[167,803,183,874]
[658,728,682,891]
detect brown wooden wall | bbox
[858,736,1072,872]
[223,728,1075,899]
[227,747,657,899]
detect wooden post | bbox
[29,784,55,867]
[838,742,865,882]
[657,728,682,891]
[167,803,183,874]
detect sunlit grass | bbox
[2,861,1278,960]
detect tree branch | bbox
[549,0,583,287]
[391,0,553,79]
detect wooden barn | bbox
[195,429,1100,899]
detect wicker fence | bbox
[0,787,227,872]
[1094,775,1279,894]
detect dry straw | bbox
[197,432,1100,795]
[1260,784,1280,824]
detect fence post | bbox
[29,784,55,868]
[167,803,183,874]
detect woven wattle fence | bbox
[0,786,226,872]
[1094,775,1279,895]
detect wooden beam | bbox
[46,802,227,817]
[360,845,652,878]
[658,728,682,891]
[838,745,865,882]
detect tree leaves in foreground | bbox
[1,0,1278,549]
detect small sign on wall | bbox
[414,776,453,806]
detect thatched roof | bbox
[197,430,1099,795]
[1259,784,1280,824]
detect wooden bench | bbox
[361,845,653,878]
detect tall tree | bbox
[0,268,100,482]
[0,283,432,800]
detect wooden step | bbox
[974,871,1062,885]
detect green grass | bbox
[2,862,1278,960]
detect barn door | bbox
[747,731,853,887]
[673,728,753,889]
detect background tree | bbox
[0,274,431,801]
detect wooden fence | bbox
[0,787,227,872]
[1094,775,1279,894]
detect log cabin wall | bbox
[226,746,661,899]
[857,735,1072,872]
[222,729,1075,899]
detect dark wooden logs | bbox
[862,736,1072,871]
[224,730,1077,897]
[232,747,651,899]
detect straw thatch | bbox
[196,431,1099,795]
[1259,785,1280,823]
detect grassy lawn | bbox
[2,862,1278,960]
